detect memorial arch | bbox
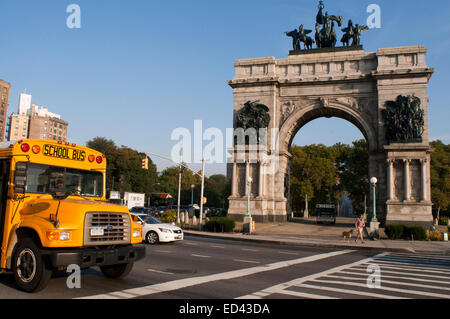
[227,46,434,226]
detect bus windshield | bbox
[22,162,103,197]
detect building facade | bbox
[8,93,69,142]
[0,79,11,142]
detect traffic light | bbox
[203,197,207,204]
[141,157,149,170]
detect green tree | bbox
[86,137,158,200]
[430,140,450,219]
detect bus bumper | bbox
[42,245,146,268]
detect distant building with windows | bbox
[8,93,69,142]
[0,79,11,142]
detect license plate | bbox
[90,227,104,236]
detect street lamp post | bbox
[369,177,380,240]
[246,177,252,218]
[191,184,195,206]
[370,177,378,222]
[243,176,254,233]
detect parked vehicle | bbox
[132,213,184,245]
[316,204,337,224]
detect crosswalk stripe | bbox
[366,261,450,273]
[374,258,450,269]
[350,265,450,278]
[296,283,408,299]
[311,279,450,298]
[323,275,450,291]
[235,253,388,299]
[278,289,338,299]
[336,270,450,284]
[79,249,353,299]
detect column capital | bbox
[402,158,412,164]
[420,158,428,164]
[386,159,395,165]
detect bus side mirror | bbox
[14,162,28,194]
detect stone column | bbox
[258,162,264,198]
[232,159,238,197]
[386,159,394,201]
[420,158,427,201]
[245,159,250,196]
[403,159,411,201]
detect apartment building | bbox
[8,93,69,142]
[0,79,11,142]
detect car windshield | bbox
[22,162,103,197]
[143,215,162,224]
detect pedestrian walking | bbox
[355,214,366,243]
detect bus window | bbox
[20,163,103,197]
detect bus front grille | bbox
[84,212,131,246]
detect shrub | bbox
[426,231,443,241]
[159,209,177,224]
[385,225,405,240]
[204,217,236,233]
[404,226,426,241]
[384,224,426,240]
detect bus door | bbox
[0,159,11,248]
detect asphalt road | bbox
[0,235,449,300]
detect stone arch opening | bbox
[280,102,371,219]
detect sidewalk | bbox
[183,217,450,254]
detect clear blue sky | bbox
[1,0,449,175]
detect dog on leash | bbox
[342,229,354,241]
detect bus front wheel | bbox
[12,238,52,293]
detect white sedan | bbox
[132,213,184,245]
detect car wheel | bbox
[146,231,159,245]
[12,238,52,293]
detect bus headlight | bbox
[59,232,71,241]
[133,229,141,238]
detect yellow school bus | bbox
[0,139,145,292]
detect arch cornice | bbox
[278,98,377,153]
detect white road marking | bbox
[237,253,388,299]
[278,251,299,255]
[155,250,172,254]
[234,259,261,264]
[191,254,211,258]
[211,245,225,249]
[147,268,175,275]
[323,275,450,291]
[373,258,450,269]
[311,279,450,298]
[337,270,449,284]
[79,249,353,299]
[295,283,408,299]
[361,261,450,273]
[242,248,259,252]
[276,289,338,299]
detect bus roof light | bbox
[32,145,41,154]
[21,143,30,153]
[96,156,103,164]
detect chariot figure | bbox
[285,29,300,50]
[352,24,369,46]
[341,19,354,46]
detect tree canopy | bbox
[289,139,369,215]
[86,137,230,208]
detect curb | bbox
[183,230,415,254]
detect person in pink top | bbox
[355,214,366,243]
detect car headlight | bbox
[133,229,141,238]
[158,228,171,233]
